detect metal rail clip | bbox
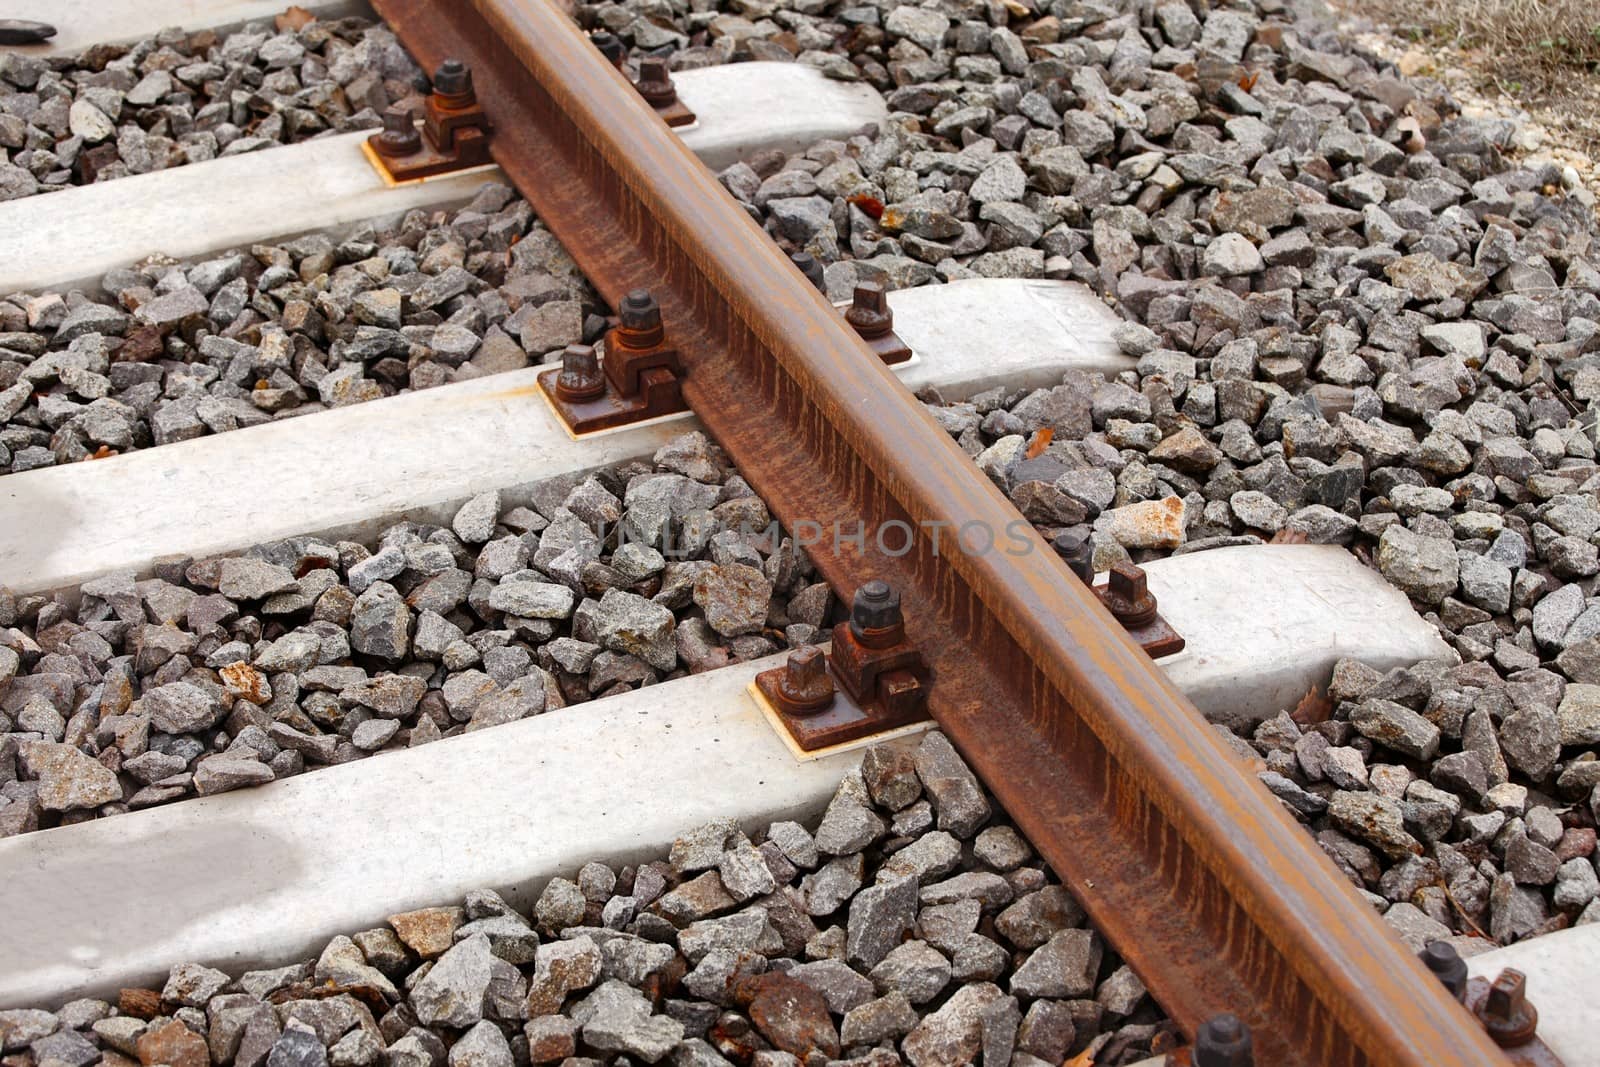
[536,288,689,435]
[364,59,492,183]
[754,581,931,753]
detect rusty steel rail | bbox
[372,1,1507,1062]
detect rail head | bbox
[370,1,1510,1063]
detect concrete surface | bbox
[1464,924,1599,1065]
[0,280,1124,598]
[4,0,371,56]
[0,544,1454,1007]
[0,64,887,296]
[1145,544,1457,729]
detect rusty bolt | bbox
[635,57,678,108]
[774,646,836,716]
[1051,530,1094,586]
[1419,941,1467,1002]
[1101,561,1158,629]
[850,580,904,648]
[1193,1014,1253,1067]
[791,251,827,293]
[591,31,627,68]
[1476,968,1539,1047]
[555,344,606,402]
[844,282,893,339]
[373,105,422,158]
[432,59,475,104]
[616,289,665,349]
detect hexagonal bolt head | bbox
[433,59,473,98]
[374,105,421,157]
[1051,530,1093,585]
[591,31,626,66]
[555,344,605,401]
[790,251,826,292]
[1193,1014,1253,1067]
[850,580,903,641]
[619,289,662,332]
[844,282,892,336]
[1419,941,1467,1001]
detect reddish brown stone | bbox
[387,906,463,959]
[117,988,162,1020]
[137,1020,208,1067]
[743,973,839,1060]
[523,1017,577,1063]
[1555,827,1596,862]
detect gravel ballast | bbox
[0,731,1175,1067]
[0,431,825,832]
[0,181,599,475]
[0,14,420,201]
[567,0,1600,950]
[3,0,1600,1016]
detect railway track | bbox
[1,1,1597,1066]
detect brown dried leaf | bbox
[1025,427,1054,458]
[1289,683,1333,727]
[275,6,316,32]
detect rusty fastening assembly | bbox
[1052,531,1185,659]
[536,288,688,434]
[843,282,912,366]
[756,581,931,751]
[0,19,56,44]
[588,33,694,127]
[634,56,696,128]
[365,60,492,182]
[1419,944,1566,1067]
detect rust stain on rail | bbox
[371,2,1511,1064]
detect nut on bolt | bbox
[1193,1014,1253,1067]
[1419,941,1467,1002]
[1476,968,1538,1048]
[635,57,678,107]
[850,580,905,649]
[617,288,665,348]
[591,31,627,68]
[1051,530,1094,586]
[432,58,475,105]
[773,646,836,716]
[844,282,893,339]
[1101,561,1158,628]
[555,344,605,402]
[791,251,827,293]
[373,105,421,158]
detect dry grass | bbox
[1342,0,1600,158]
[1355,0,1600,85]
